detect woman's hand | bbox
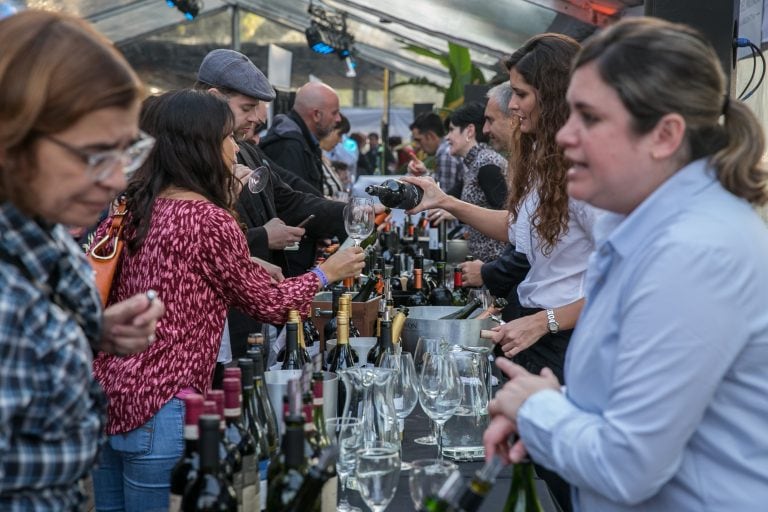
[101,291,165,357]
[400,175,449,214]
[426,208,457,224]
[491,312,549,358]
[318,246,365,283]
[458,259,485,287]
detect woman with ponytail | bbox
[485,17,768,511]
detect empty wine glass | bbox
[355,442,401,512]
[379,352,419,470]
[419,352,462,460]
[413,336,449,446]
[326,417,364,512]
[344,197,375,247]
[246,165,269,194]
[408,459,459,510]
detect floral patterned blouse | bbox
[92,198,319,434]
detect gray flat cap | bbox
[197,49,276,102]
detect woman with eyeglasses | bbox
[0,11,165,510]
[89,89,364,510]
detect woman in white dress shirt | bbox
[485,17,768,512]
[406,33,597,512]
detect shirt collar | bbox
[0,202,63,284]
[601,158,716,258]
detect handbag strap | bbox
[89,201,127,260]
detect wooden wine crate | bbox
[312,292,380,346]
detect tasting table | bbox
[345,404,562,512]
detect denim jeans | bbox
[92,398,185,512]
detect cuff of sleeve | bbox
[517,388,575,468]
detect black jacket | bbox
[260,110,325,196]
[480,244,531,322]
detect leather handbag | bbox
[87,201,127,306]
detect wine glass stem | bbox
[339,473,349,506]
[436,423,444,460]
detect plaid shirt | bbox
[0,203,106,511]
[433,138,465,194]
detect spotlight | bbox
[344,56,357,78]
[166,0,202,20]
[305,22,335,55]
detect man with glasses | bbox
[194,49,349,363]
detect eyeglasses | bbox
[43,130,156,182]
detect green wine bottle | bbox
[440,297,483,320]
[502,461,544,512]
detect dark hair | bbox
[336,113,351,135]
[504,33,580,254]
[0,10,142,211]
[409,112,445,137]
[124,89,238,251]
[576,17,768,205]
[449,102,489,144]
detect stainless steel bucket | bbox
[401,306,496,354]
[264,370,338,437]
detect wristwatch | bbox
[546,308,560,334]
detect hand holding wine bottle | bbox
[399,175,450,215]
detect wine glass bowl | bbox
[247,165,269,194]
[379,352,419,470]
[419,353,462,460]
[326,417,364,512]
[344,197,375,247]
[355,442,401,512]
[413,336,449,446]
[408,459,459,510]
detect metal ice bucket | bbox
[401,306,496,354]
[264,370,337,437]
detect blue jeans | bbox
[92,398,185,512]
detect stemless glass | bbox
[355,442,401,512]
[419,353,462,460]
[408,459,459,510]
[326,417,364,512]
[344,197,375,247]
[413,336,449,446]
[379,352,419,470]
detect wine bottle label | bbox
[168,494,182,512]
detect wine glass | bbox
[379,352,419,470]
[247,165,269,194]
[419,353,462,460]
[344,197,375,247]
[355,442,401,512]
[408,459,459,510]
[412,336,449,446]
[326,417,364,512]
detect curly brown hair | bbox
[504,34,580,255]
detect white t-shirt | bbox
[510,191,600,309]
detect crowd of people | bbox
[1,6,767,512]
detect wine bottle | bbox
[391,308,408,352]
[247,332,267,373]
[207,390,243,501]
[249,350,279,454]
[407,251,428,293]
[451,267,468,306]
[502,461,544,512]
[223,377,258,510]
[288,310,311,364]
[309,355,338,512]
[281,323,303,370]
[429,218,447,263]
[267,380,308,511]
[322,286,344,343]
[408,269,430,307]
[423,456,505,512]
[181,414,238,512]
[365,179,424,210]
[303,317,321,359]
[169,394,205,512]
[441,297,483,320]
[236,358,268,511]
[327,312,355,417]
[429,262,453,306]
[340,294,362,338]
[283,446,338,512]
[368,318,393,367]
[351,273,378,302]
[476,297,509,320]
[389,255,404,291]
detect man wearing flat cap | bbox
[194,49,348,361]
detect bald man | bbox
[261,81,342,194]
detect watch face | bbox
[548,320,559,333]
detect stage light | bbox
[305,23,336,55]
[306,1,358,74]
[344,56,357,78]
[166,0,202,20]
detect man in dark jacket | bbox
[260,81,341,195]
